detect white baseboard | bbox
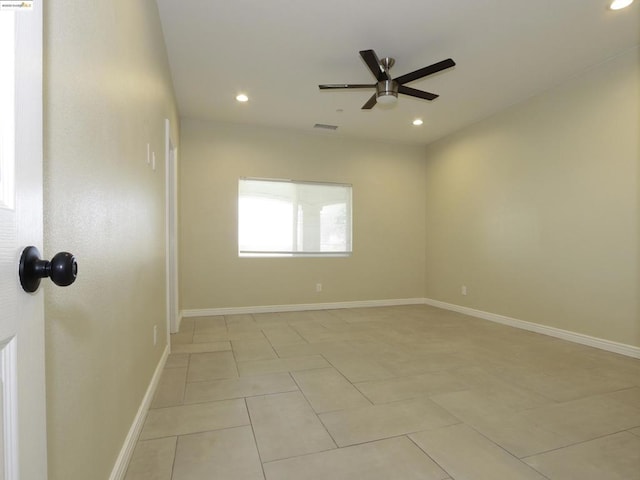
[109,344,170,480]
[181,298,425,318]
[424,298,640,359]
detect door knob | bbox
[19,246,78,293]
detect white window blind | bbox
[239,178,352,257]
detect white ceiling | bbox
[156,0,639,145]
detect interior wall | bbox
[424,47,639,347]
[44,1,179,479]
[179,120,427,310]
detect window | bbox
[239,178,352,257]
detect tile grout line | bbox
[169,436,178,480]
[330,361,375,407]
[276,374,339,450]
[142,423,253,444]
[455,423,554,479]
[405,434,455,480]
[518,428,640,460]
[179,351,190,405]
[244,397,268,480]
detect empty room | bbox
[3,0,638,479]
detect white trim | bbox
[109,345,169,480]
[423,298,640,359]
[165,118,179,335]
[181,298,425,317]
[176,310,183,333]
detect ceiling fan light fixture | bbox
[235,93,249,102]
[377,92,398,105]
[609,0,633,9]
[412,118,424,126]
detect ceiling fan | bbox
[319,49,456,109]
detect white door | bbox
[0,2,47,479]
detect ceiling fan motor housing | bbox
[376,80,398,103]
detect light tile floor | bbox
[124,305,640,480]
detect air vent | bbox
[313,123,338,131]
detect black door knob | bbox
[19,246,78,293]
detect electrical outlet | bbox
[153,325,158,346]
[461,285,467,296]
[316,283,322,292]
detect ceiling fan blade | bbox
[394,58,456,85]
[398,85,439,101]
[359,49,391,81]
[319,84,376,90]
[361,93,377,109]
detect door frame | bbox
[165,119,179,337]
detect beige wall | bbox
[44,1,179,478]
[424,48,639,347]
[179,120,427,309]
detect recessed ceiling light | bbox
[609,0,634,10]
[412,119,424,126]
[236,93,249,102]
